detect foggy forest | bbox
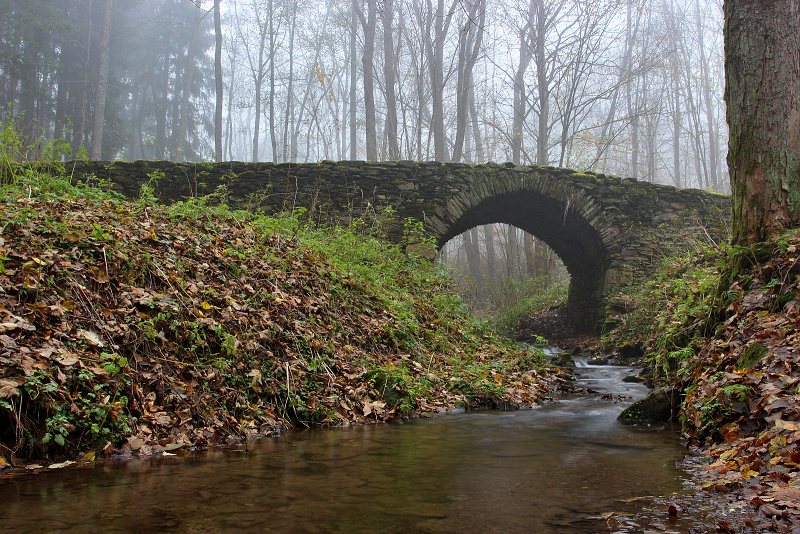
[0,0,728,313]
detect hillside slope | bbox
[0,174,560,467]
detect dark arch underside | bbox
[438,191,610,332]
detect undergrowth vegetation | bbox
[0,133,559,463]
[603,245,726,384]
[486,276,569,333]
[604,234,800,503]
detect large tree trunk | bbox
[90,0,113,160]
[426,0,456,162]
[511,14,533,165]
[175,7,203,160]
[483,224,496,276]
[268,0,277,162]
[672,55,681,188]
[357,0,378,161]
[524,232,535,276]
[463,228,483,281]
[697,0,717,191]
[349,0,358,160]
[452,0,484,163]
[533,0,549,165]
[283,3,297,162]
[468,75,484,162]
[725,0,800,244]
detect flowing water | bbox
[0,357,713,533]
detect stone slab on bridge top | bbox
[67,159,730,332]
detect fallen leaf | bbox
[77,329,104,348]
[56,356,80,367]
[774,419,799,432]
[0,378,22,398]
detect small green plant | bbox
[487,276,569,333]
[139,170,163,204]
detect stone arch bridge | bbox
[69,160,730,332]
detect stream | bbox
[0,356,719,533]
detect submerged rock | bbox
[617,386,681,423]
[550,352,575,367]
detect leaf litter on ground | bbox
[0,180,565,474]
[674,238,800,533]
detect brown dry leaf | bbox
[77,329,103,348]
[0,322,18,333]
[0,378,23,398]
[774,419,799,432]
[0,335,18,349]
[247,369,262,387]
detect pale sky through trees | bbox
[0,0,729,308]
[1,0,727,192]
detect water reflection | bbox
[0,360,692,533]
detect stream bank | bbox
[601,238,800,533]
[0,170,566,471]
[0,355,711,533]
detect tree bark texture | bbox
[725,0,800,244]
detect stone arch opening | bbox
[436,190,612,332]
[438,223,570,319]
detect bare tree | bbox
[424,0,457,161]
[452,0,485,162]
[214,0,223,161]
[382,0,399,160]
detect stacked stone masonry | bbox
[65,160,730,332]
